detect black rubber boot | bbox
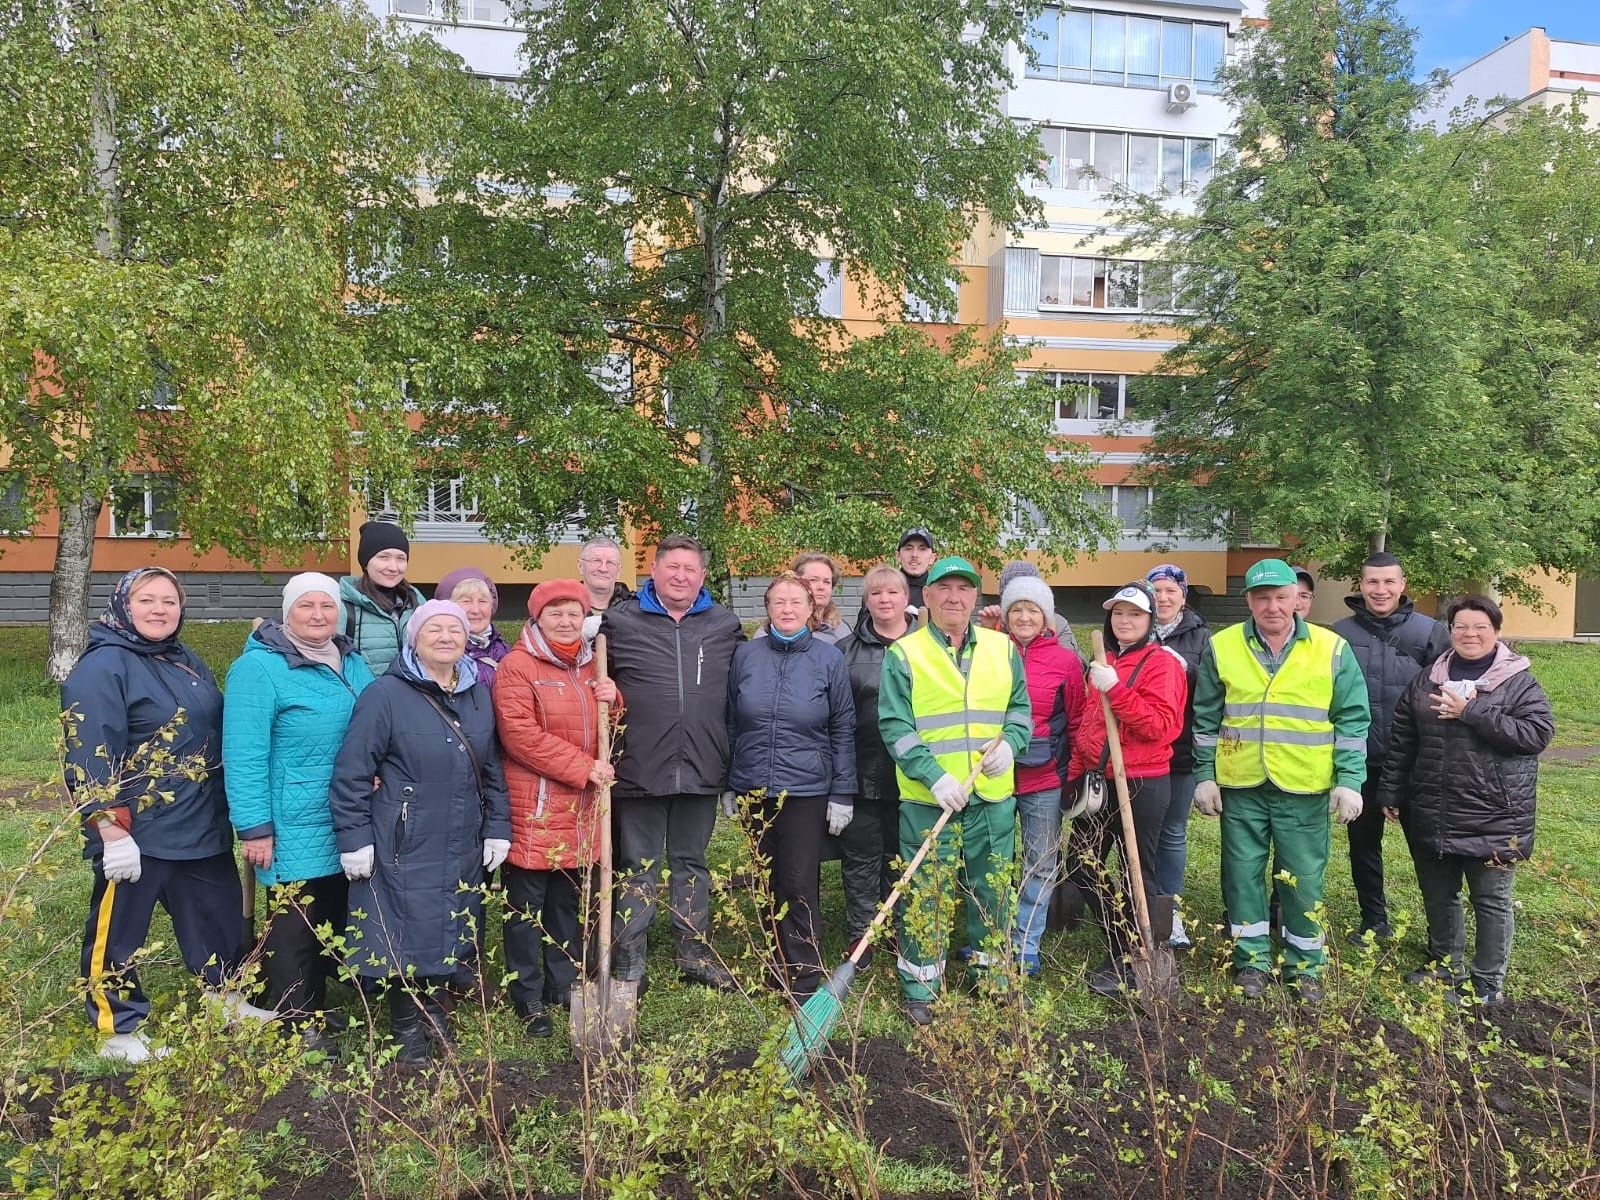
[388,990,431,1066]
[418,987,457,1054]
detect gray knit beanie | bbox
[1001,575,1056,624]
[997,560,1040,596]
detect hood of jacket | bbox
[1427,642,1532,693]
[637,578,715,619]
[244,618,356,669]
[392,645,480,694]
[1161,605,1208,640]
[80,619,203,665]
[1343,593,1419,630]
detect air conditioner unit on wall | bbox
[1166,82,1197,112]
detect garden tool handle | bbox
[595,635,614,1009]
[1091,630,1158,957]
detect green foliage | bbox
[387,0,1109,580]
[1113,0,1600,600]
[0,0,479,664]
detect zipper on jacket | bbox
[394,800,409,868]
[673,621,685,794]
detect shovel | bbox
[570,635,638,1058]
[1091,630,1179,1007]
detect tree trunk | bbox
[694,187,733,597]
[46,22,124,681]
[48,489,103,681]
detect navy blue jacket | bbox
[329,653,511,978]
[726,632,857,802]
[62,623,231,861]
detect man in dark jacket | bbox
[601,534,745,990]
[1331,551,1449,941]
[896,528,935,611]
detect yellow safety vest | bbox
[1210,621,1346,794]
[889,623,1016,804]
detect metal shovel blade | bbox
[569,976,638,1059]
[1130,894,1180,1005]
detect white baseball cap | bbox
[1102,583,1155,614]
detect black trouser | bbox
[81,851,243,1035]
[1346,773,1389,932]
[260,873,348,1018]
[757,792,828,989]
[504,864,588,1012]
[1062,775,1171,961]
[612,793,717,981]
[836,795,899,941]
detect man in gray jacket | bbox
[602,534,745,990]
[1331,551,1448,942]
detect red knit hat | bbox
[528,578,590,619]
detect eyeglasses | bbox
[1451,624,1495,635]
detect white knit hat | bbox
[1001,575,1056,622]
[282,572,343,621]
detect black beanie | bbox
[357,521,410,570]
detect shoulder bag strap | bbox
[1094,649,1151,772]
[419,689,486,801]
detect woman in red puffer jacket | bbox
[1064,581,1187,996]
[493,580,622,1036]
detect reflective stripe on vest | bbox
[1210,622,1345,794]
[890,624,1015,804]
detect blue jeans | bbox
[1156,773,1197,897]
[1011,787,1063,958]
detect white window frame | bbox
[904,277,959,323]
[389,0,521,30]
[1027,6,1227,94]
[1086,484,1167,535]
[0,478,31,536]
[1037,127,1216,196]
[108,474,180,538]
[813,259,844,319]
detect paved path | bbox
[1542,745,1600,765]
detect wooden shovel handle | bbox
[594,635,614,1006]
[1091,629,1158,961]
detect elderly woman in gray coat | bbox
[331,599,512,1064]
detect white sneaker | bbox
[100,1032,171,1064]
[208,990,280,1024]
[1169,912,1192,950]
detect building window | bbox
[390,0,518,28]
[1037,127,1216,194]
[1033,371,1168,422]
[0,478,29,535]
[109,474,179,538]
[813,259,844,319]
[1086,485,1165,533]
[370,475,480,525]
[1029,6,1226,94]
[1038,255,1152,311]
[904,278,958,323]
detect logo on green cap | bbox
[1243,558,1297,590]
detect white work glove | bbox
[340,845,375,880]
[719,791,738,818]
[826,801,854,836]
[1193,780,1223,817]
[1329,786,1364,825]
[581,613,602,641]
[1089,663,1119,693]
[931,773,969,813]
[100,834,142,884]
[905,604,921,621]
[979,740,1014,778]
[482,838,511,872]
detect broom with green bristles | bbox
[778,736,1000,1084]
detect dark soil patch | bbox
[17,988,1600,1200]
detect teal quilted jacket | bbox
[223,622,376,885]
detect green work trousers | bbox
[895,796,1017,1002]
[1220,784,1330,977]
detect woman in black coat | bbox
[1379,595,1554,1005]
[727,573,856,996]
[331,599,512,1063]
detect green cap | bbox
[925,555,981,587]
[1242,557,1298,590]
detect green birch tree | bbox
[390,0,1110,583]
[0,0,475,677]
[1112,0,1600,602]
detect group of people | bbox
[62,521,1555,1063]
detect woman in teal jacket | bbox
[338,521,424,677]
[224,573,375,1050]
